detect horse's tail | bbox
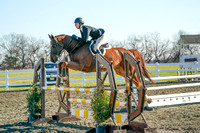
[129,49,154,83]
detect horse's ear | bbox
[51,34,59,42]
[48,34,52,39]
[51,34,55,39]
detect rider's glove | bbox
[71,34,78,40]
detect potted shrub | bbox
[91,87,111,133]
[26,84,41,123]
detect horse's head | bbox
[48,34,64,63]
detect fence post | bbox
[40,58,45,119]
[120,76,123,85]
[44,68,47,87]
[5,70,9,91]
[82,72,85,86]
[195,61,198,81]
[156,62,159,83]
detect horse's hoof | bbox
[57,75,68,81]
[57,75,62,79]
[62,77,68,81]
[147,98,152,104]
[144,106,153,111]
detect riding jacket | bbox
[77,25,105,44]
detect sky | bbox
[1,0,200,42]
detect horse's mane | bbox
[55,34,69,37]
[55,34,87,46]
[55,34,71,42]
[54,34,88,54]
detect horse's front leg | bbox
[61,61,83,71]
[59,61,84,81]
[57,62,63,77]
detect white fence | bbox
[1,62,200,91]
[0,69,34,91]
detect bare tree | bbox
[43,43,51,62]
[137,35,154,63]
[0,33,49,69]
[0,33,20,69]
[127,35,141,50]
[26,37,50,68]
[27,37,41,68]
[149,33,170,63]
[0,55,19,70]
[167,42,180,62]
[15,34,29,69]
[126,33,171,63]
[0,33,19,57]
[36,42,50,62]
[109,40,127,48]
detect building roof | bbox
[179,35,200,45]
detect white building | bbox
[178,35,200,68]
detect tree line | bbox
[0,31,199,70]
[111,32,180,63]
[0,33,50,70]
[111,31,200,63]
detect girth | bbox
[88,56,96,72]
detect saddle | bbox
[89,41,111,56]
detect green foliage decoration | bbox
[91,88,111,126]
[26,84,41,121]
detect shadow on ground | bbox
[0,121,93,132]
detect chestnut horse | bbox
[49,34,153,103]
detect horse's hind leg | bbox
[130,70,152,104]
[135,84,152,104]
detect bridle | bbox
[50,36,77,62]
[50,39,64,62]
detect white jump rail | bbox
[147,83,200,90]
[148,91,200,107]
[149,74,200,81]
[146,75,200,107]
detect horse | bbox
[48,34,153,103]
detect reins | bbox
[63,38,73,50]
[51,35,82,60]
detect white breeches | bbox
[93,33,105,51]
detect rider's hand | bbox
[71,34,78,40]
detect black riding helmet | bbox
[74,17,84,24]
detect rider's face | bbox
[75,23,80,29]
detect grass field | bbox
[0,65,199,91]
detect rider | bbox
[71,17,105,53]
